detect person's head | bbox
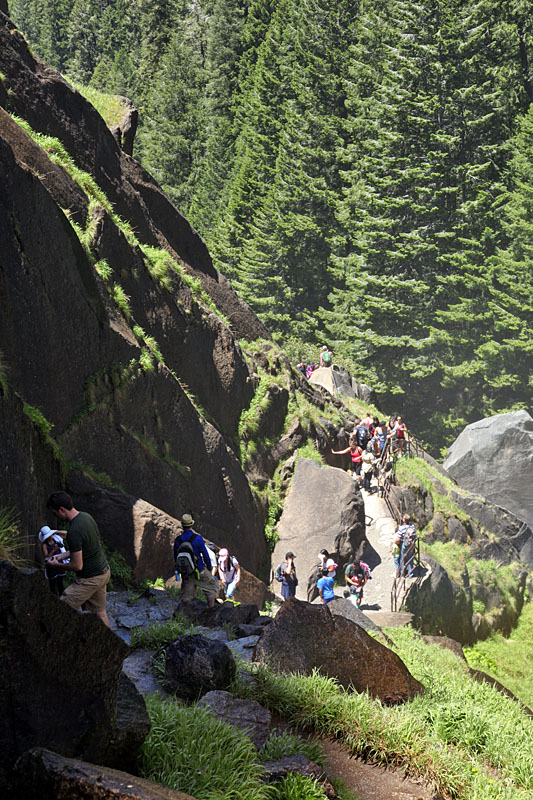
[218,547,229,561]
[322,345,327,351]
[402,513,411,523]
[325,558,337,572]
[321,567,328,577]
[39,526,60,544]
[352,558,361,568]
[181,513,194,529]
[285,551,295,561]
[366,444,372,452]
[46,491,73,521]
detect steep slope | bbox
[0,10,272,570]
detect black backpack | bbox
[357,425,370,448]
[275,563,284,582]
[175,533,199,577]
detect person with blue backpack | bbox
[174,513,218,608]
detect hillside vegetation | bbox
[9,0,533,452]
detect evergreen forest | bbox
[10,0,533,453]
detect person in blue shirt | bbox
[174,514,218,608]
[317,558,337,604]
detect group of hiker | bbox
[296,344,333,378]
[331,414,408,494]
[275,549,372,608]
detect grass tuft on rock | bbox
[139,697,271,800]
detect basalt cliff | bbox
[0,8,351,578]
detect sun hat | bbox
[181,513,194,528]
[218,548,229,558]
[39,526,60,544]
[325,558,338,569]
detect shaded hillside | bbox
[0,8,357,577]
[0,8,266,571]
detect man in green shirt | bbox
[46,491,111,627]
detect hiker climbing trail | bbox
[360,487,413,628]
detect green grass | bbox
[0,506,24,565]
[231,626,533,800]
[259,730,323,764]
[129,616,191,650]
[139,697,271,800]
[269,773,328,800]
[464,599,533,707]
[69,81,126,128]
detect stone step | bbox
[363,610,413,628]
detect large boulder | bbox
[444,411,533,528]
[164,634,236,700]
[254,598,423,703]
[13,747,198,799]
[402,557,475,644]
[271,458,366,601]
[309,366,373,404]
[197,690,271,748]
[0,562,146,790]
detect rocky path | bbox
[359,486,413,628]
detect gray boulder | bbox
[444,411,533,529]
[0,562,146,789]
[329,597,382,634]
[271,458,366,602]
[402,557,475,644]
[197,690,271,748]
[164,634,236,699]
[254,598,423,704]
[13,747,198,800]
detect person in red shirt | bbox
[331,439,363,483]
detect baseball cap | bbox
[285,551,295,559]
[219,548,229,558]
[326,558,338,569]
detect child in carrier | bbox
[344,558,370,608]
[39,525,68,596]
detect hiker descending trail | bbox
[359,487,414,627]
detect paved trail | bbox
[359,485,413,627]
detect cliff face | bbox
[0,10,277,572]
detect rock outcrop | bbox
[444,411,533,529]
[13,748,198,800]
[402,557,475,644]
[0,10,273,573]
[197,690,271,749]
[164,634,236,699]
[309,365,373,403]
[271,458,366,601]
[254,598,423,703]
[0,562,148,790]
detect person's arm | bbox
[318,586,325,603]
[331,446,350,455]
[234,562,241,586]
[48,549,82,571]
[199,539,212,571]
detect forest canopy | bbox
[9,0,533,453]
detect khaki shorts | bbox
[181,568,218,600]
[61,567,110,614]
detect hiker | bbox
[361,444,376,492]
[217,547,241,600]
[174,513,218,608]
[45,491,111,627]
[296,361,307,377]
[306,362,318,378]
[320,345,333,368]
[307,549,330,602]
[331,440,363,482]
[394,416,408,456]
[394,514,417,578]
[39,525,68,597]
[317,558,337,604]
[344,558,370,608]
[374,420,387,453]
[276,552,298,599]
